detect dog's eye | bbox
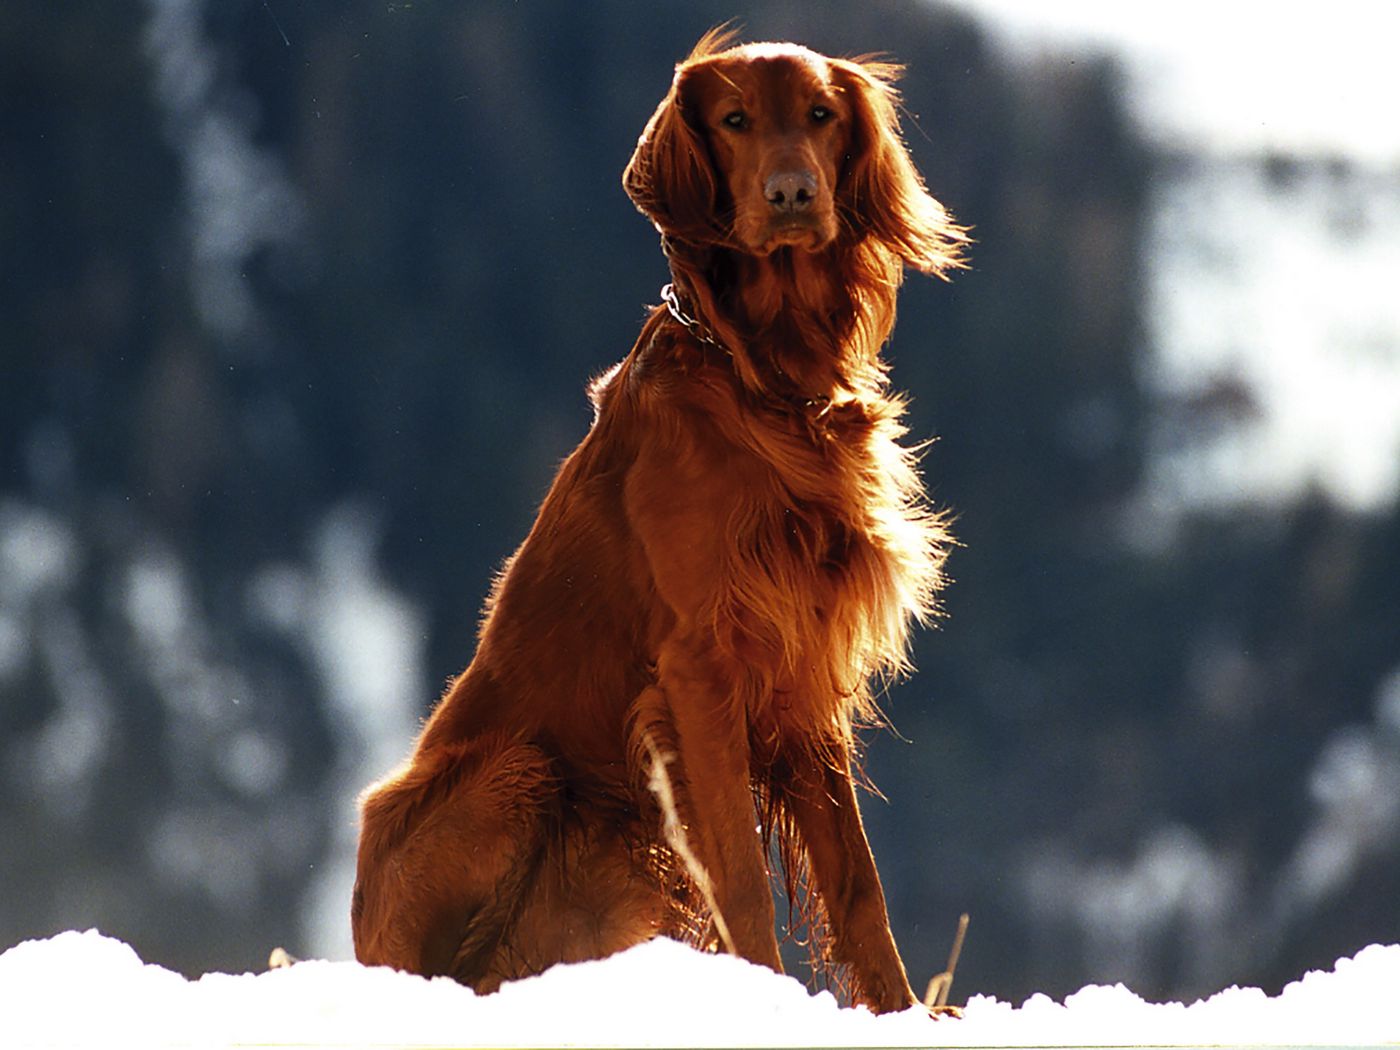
[810,105,832,123]
[722,111,747,129]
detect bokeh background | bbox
[3,0,1398,1005]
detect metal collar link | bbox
[660,282,725,352]
[659,281,831,418]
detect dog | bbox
[351,28,965,1014]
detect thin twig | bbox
[923,912,969,1010]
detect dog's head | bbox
[624,29,965,275]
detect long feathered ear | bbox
[833,59,968,277]
[622,63,722,246]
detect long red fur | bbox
[352,28,966,1013]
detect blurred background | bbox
[3,0,1398,1005]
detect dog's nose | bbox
[764,170,817,213]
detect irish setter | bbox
[352,29,966,1014]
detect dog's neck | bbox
[666,240,901,403]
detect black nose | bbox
[764,170,818,213]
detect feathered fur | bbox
[352,31,965,1014]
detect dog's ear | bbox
[623,63,723,246]
[832,59,967,277]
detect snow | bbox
[943,0,1400,164]
[3,930,1398,1048]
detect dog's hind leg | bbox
[483,815,673,990]
[351,734,555,985]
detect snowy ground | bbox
[2,931,1397,1048]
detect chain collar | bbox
[660,282,725,353]
[659,282,832,419]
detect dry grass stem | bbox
[922,912,970,1010]
[644,735,736,956]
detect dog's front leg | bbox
[785,740,919,1013]
[655,632,784,972]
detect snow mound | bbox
[2,929,1398,1048]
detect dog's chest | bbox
[653,393,910,633]
[723,409,895,607]
[626,333,936,633]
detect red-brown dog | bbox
[352,29,965,1013]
